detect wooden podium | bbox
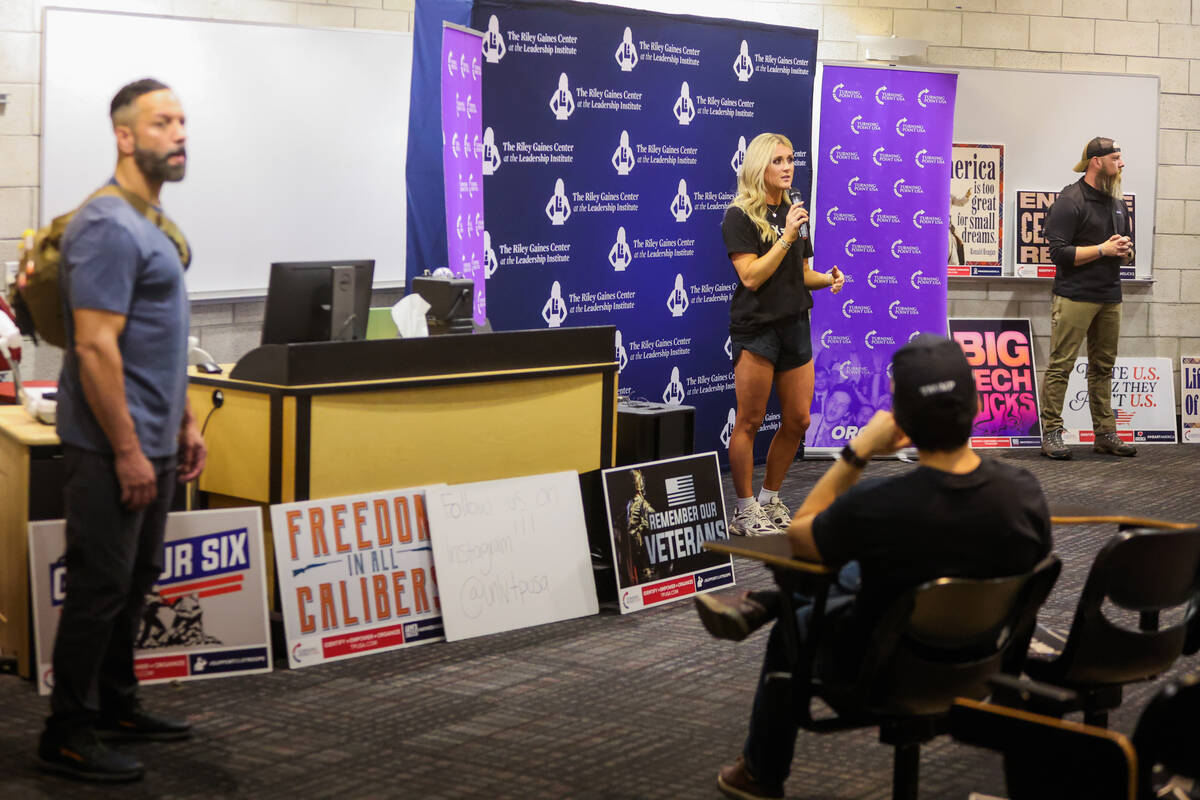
[188,326,618,506]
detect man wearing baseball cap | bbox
[1039,137,1136,459]
[697,335,1052,800]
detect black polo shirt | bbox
[1043,178,1130,304]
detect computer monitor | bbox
[260,260,375,345]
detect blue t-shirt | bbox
[56,191,190,458]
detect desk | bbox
[188,327,618,506]
[0,406,61,678]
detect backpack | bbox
[11,184,191,348]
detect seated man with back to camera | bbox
[694,334,1053,800]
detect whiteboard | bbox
[425,472,599,642]
[42,9,412,298]
[952,67,1158,277]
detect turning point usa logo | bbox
[875,85,906,105]
[849,115,880,135]
[826,207,858,226]
[845,237,876,257]
[895,117,927,137]
[915,148,946,168]
[842,299,873,318]
[830,82,864,102]
[891,239,922,258]
[917,88,948,107]
[828,145,860,165]
[865,330,897,350]
[820,329,853,348]
[872,147,902,166]
[894,178,924,198]
[912,210,946,229]
[870,208,901,227]
[889,300,919,319]
[910,269,943,289]
[867,269,898,289]
[848,176,879,196]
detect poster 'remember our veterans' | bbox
[269,487,444,668]
[602,452,734,614]
[1061,357,1177,445]
[29,508,272,695]
[949,318,1041,448]
[1181,356,1200,444]
[1016,190,1136,279]
[948,143,1003,276]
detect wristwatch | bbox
[840,444,868,469]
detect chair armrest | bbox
[987,673,1080,717]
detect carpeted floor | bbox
[1,444,1197,799]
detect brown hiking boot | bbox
[717,756,784,800]
[1041,428,1071,460]
[1093,431,1137,457]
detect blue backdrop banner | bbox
[808,65,957,448]
[471,0,818,462]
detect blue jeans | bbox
[742,562,861,786]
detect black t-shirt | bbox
[1044,178,1129,304]
[721,204,814,335]
[811,457,1052,661]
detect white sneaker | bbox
[729,502,778,537]
[760,496,791,530]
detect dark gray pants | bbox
[48,446,176,729]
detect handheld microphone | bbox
[788,189,809,240]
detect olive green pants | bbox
[1040,294,1122,434]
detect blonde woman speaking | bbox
[721,133,844,536]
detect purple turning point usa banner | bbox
[441,24,487,324]
[808,66,957,449]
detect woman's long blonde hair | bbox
[730,132,793,244]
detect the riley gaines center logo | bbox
[842,299,873,318]
[889,300,919,319]
[826,207,858,226]
[849,114,881,134]
[895,117,927,136]
[912,210,946,229]
[891,239,922,258]
[867,269,899,289]
[893,178,924,197]
[830,82,864,102]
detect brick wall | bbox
[3,0,1197,394]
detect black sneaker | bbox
[38,725,144,782]
[97,702,192,742]
[1094,431,1137,457]
[1041,428,1071,460]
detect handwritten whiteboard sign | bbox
[426,471,598,641]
